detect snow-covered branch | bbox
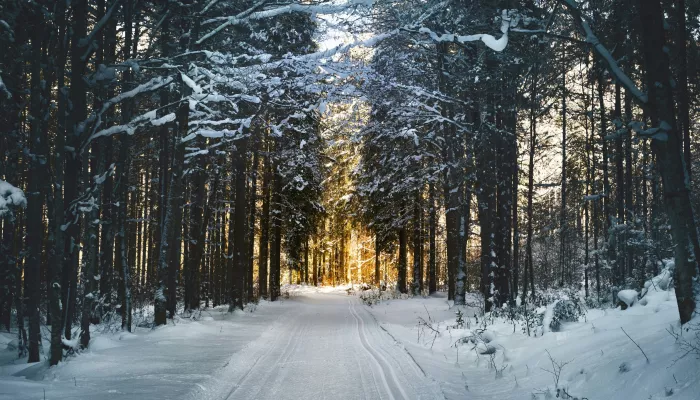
[197,0,372,44]
[85,110,162,144]
[182,118,253,143]
[416,10,516,52]
[81,76,174,151]
[0,179,27,218]
[0,19,13,40]
[557,0,648,104]
[0,73,10,99]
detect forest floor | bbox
[1,283,699,399]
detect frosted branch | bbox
[557,0,648,104]
[0,73,10,99]
[197,0,372,44]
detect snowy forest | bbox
[1,0,700,399]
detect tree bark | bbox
[398,225,407,294]
[230,134,249,310]
[258,137,271,298]
[428,182,437,294]
[25,13,45,361]
[637,0,698,324]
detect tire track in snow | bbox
[349,298,411,400]
[261,309,314,399]
[357,301,448,400]
[224,314,305,399]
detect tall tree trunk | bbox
[258,137,271,298]
[412,190,422,295]
[186,143,206,311]
[524,61,538,303]
[48,0,68,364]
[248,137,259,300]
[676,0,691,179]
[398,225,407,294]
[615,81,625,286]
[154,97,187,325]
[63,0,89,342]
[598,74,614,287]
[560,67,567,287]
[269,168,282,301]
[25,13,45,362]
[637,0,698,324]
[428,182,437,294]
[374,233,381,286]
[230,135,249,310]
[117,0,135,331]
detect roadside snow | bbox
[1,275,697,400]
[366,277,699,399]
[0,301,292,400]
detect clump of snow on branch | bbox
[0,179,27,217]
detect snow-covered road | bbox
[194,292,444,400]
[0,290,445,400]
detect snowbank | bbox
[0,300,293,400]
[365,270,698,399]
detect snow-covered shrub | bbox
[454,309,466,329]
[359,286,407,306]
[638,265,673,309]
[548,299,586,332]
[520,305,545,337]
[457,328,497,354]
[359,289,381,306]
[617,289,638,309]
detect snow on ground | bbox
[1,278,698,400]
[365,275,700,399]
[0,300,294,400]
[189,291,443,400]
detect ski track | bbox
[193,292,443,400]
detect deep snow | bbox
[365,283,700,399]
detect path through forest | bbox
[0,290,444,400]
[192,291,444,400]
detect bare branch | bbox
[621,327,650,363]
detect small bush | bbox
[549,299,586,332]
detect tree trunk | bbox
[560,67,567,287]
[269,169,282,301]
[398,225,407,294]
[524,65,537,302]
[186,146,206,311]
[248,137,259,300]
[428,182,437,294]
[259,137,271,298]
[230,134,249,310]
[676,0,691,179]
[637,0,698,324]
[25,15,45,361]
[154,99,187,325]
[374,233,381,286]
[412,190,422,295]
